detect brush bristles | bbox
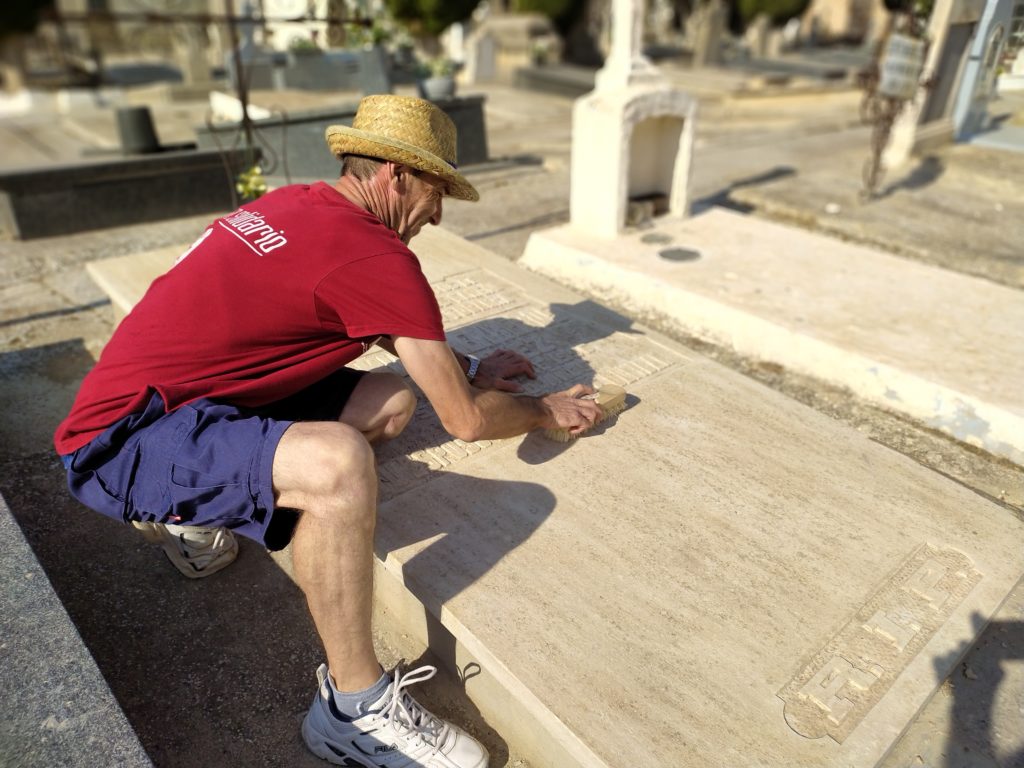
[543,385,627,442]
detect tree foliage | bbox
[512,0,584,39]
[735,0,810,28]
[384,0,480,37]
[511,0,575,18]
[1,0,53,41]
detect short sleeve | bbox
[314,250,446,341]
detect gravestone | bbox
[84,222,1024,768]
[568,0,697,239]
[745,13,771,58]
[172,23,212,86]
[690,0,727,66]
[461,13,562,84]
[196,96,488,178]
[885,0,987,168]
[956,0,1021,138]
[0,149,255,239]
[380,227,1024,768]
[464,30,498,84]
[358,45,393,95]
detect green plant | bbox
[236,165,268,201]
[736,0,811,28]
[512,0,574,17]
[419,55,455,78]
[288,37,320,52]
[385,0,479,37]
[531,39,554,64]
[352,20,393,47]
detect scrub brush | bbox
[543,385,627,442]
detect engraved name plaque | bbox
[350,270,680,500]
[778,544,981,743]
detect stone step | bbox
[520,208,1024,467]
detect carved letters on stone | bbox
[778,544,981,743]
[352,270,678,500]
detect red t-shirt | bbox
[54,182,445,455]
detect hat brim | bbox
[326,125,479,202]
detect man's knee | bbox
[380,378,417,440]
[277,423,377,520]
[343,372,417,442]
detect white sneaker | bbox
[302,664,489,768]
[132,522,238,579]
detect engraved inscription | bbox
[904,558,952,610]
[431,273,525,327]
[349,270,681,499]
[778,544,981,743]
[862,609,920,653]
[798,657,879,727]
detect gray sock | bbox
[327,668,390,719]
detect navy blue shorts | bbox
[62,368,364,550]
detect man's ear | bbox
[393,163,413,186]
[382,161,403,190]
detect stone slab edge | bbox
[0,491,153,768]
[85,245,184,323]
[519,223,1024,466]
[373,559,612,768]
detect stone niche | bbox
[567,0,696,239]
[570,82,696,238]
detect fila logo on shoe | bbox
[324,743,364,766]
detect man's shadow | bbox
[927,611,1024,768]
[370,299,642,489]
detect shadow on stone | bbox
[375,462,551,765]
[0,454,328,767]
[464,208,570,243]
[461,153,545,175]
[932,612,1024,768]
[0,339,97,462]
[693,165,797,215]
[879,155,945,199]
[515,392,641,465]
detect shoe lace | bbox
[382,666,446,751]
[175,528,231,571]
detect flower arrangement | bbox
[236,165,268,201]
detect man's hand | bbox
[472,348,537,392]
[539,384,603,436]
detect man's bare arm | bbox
[378,337,535,392]
[391,336,600,442]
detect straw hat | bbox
[325,95,479,202]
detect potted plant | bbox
[417,56,457,100]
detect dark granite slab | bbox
[0,492,152,767]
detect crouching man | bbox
[55,95,601,768]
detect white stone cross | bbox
[595,0,661,90]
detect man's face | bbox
[395,169,447,244]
